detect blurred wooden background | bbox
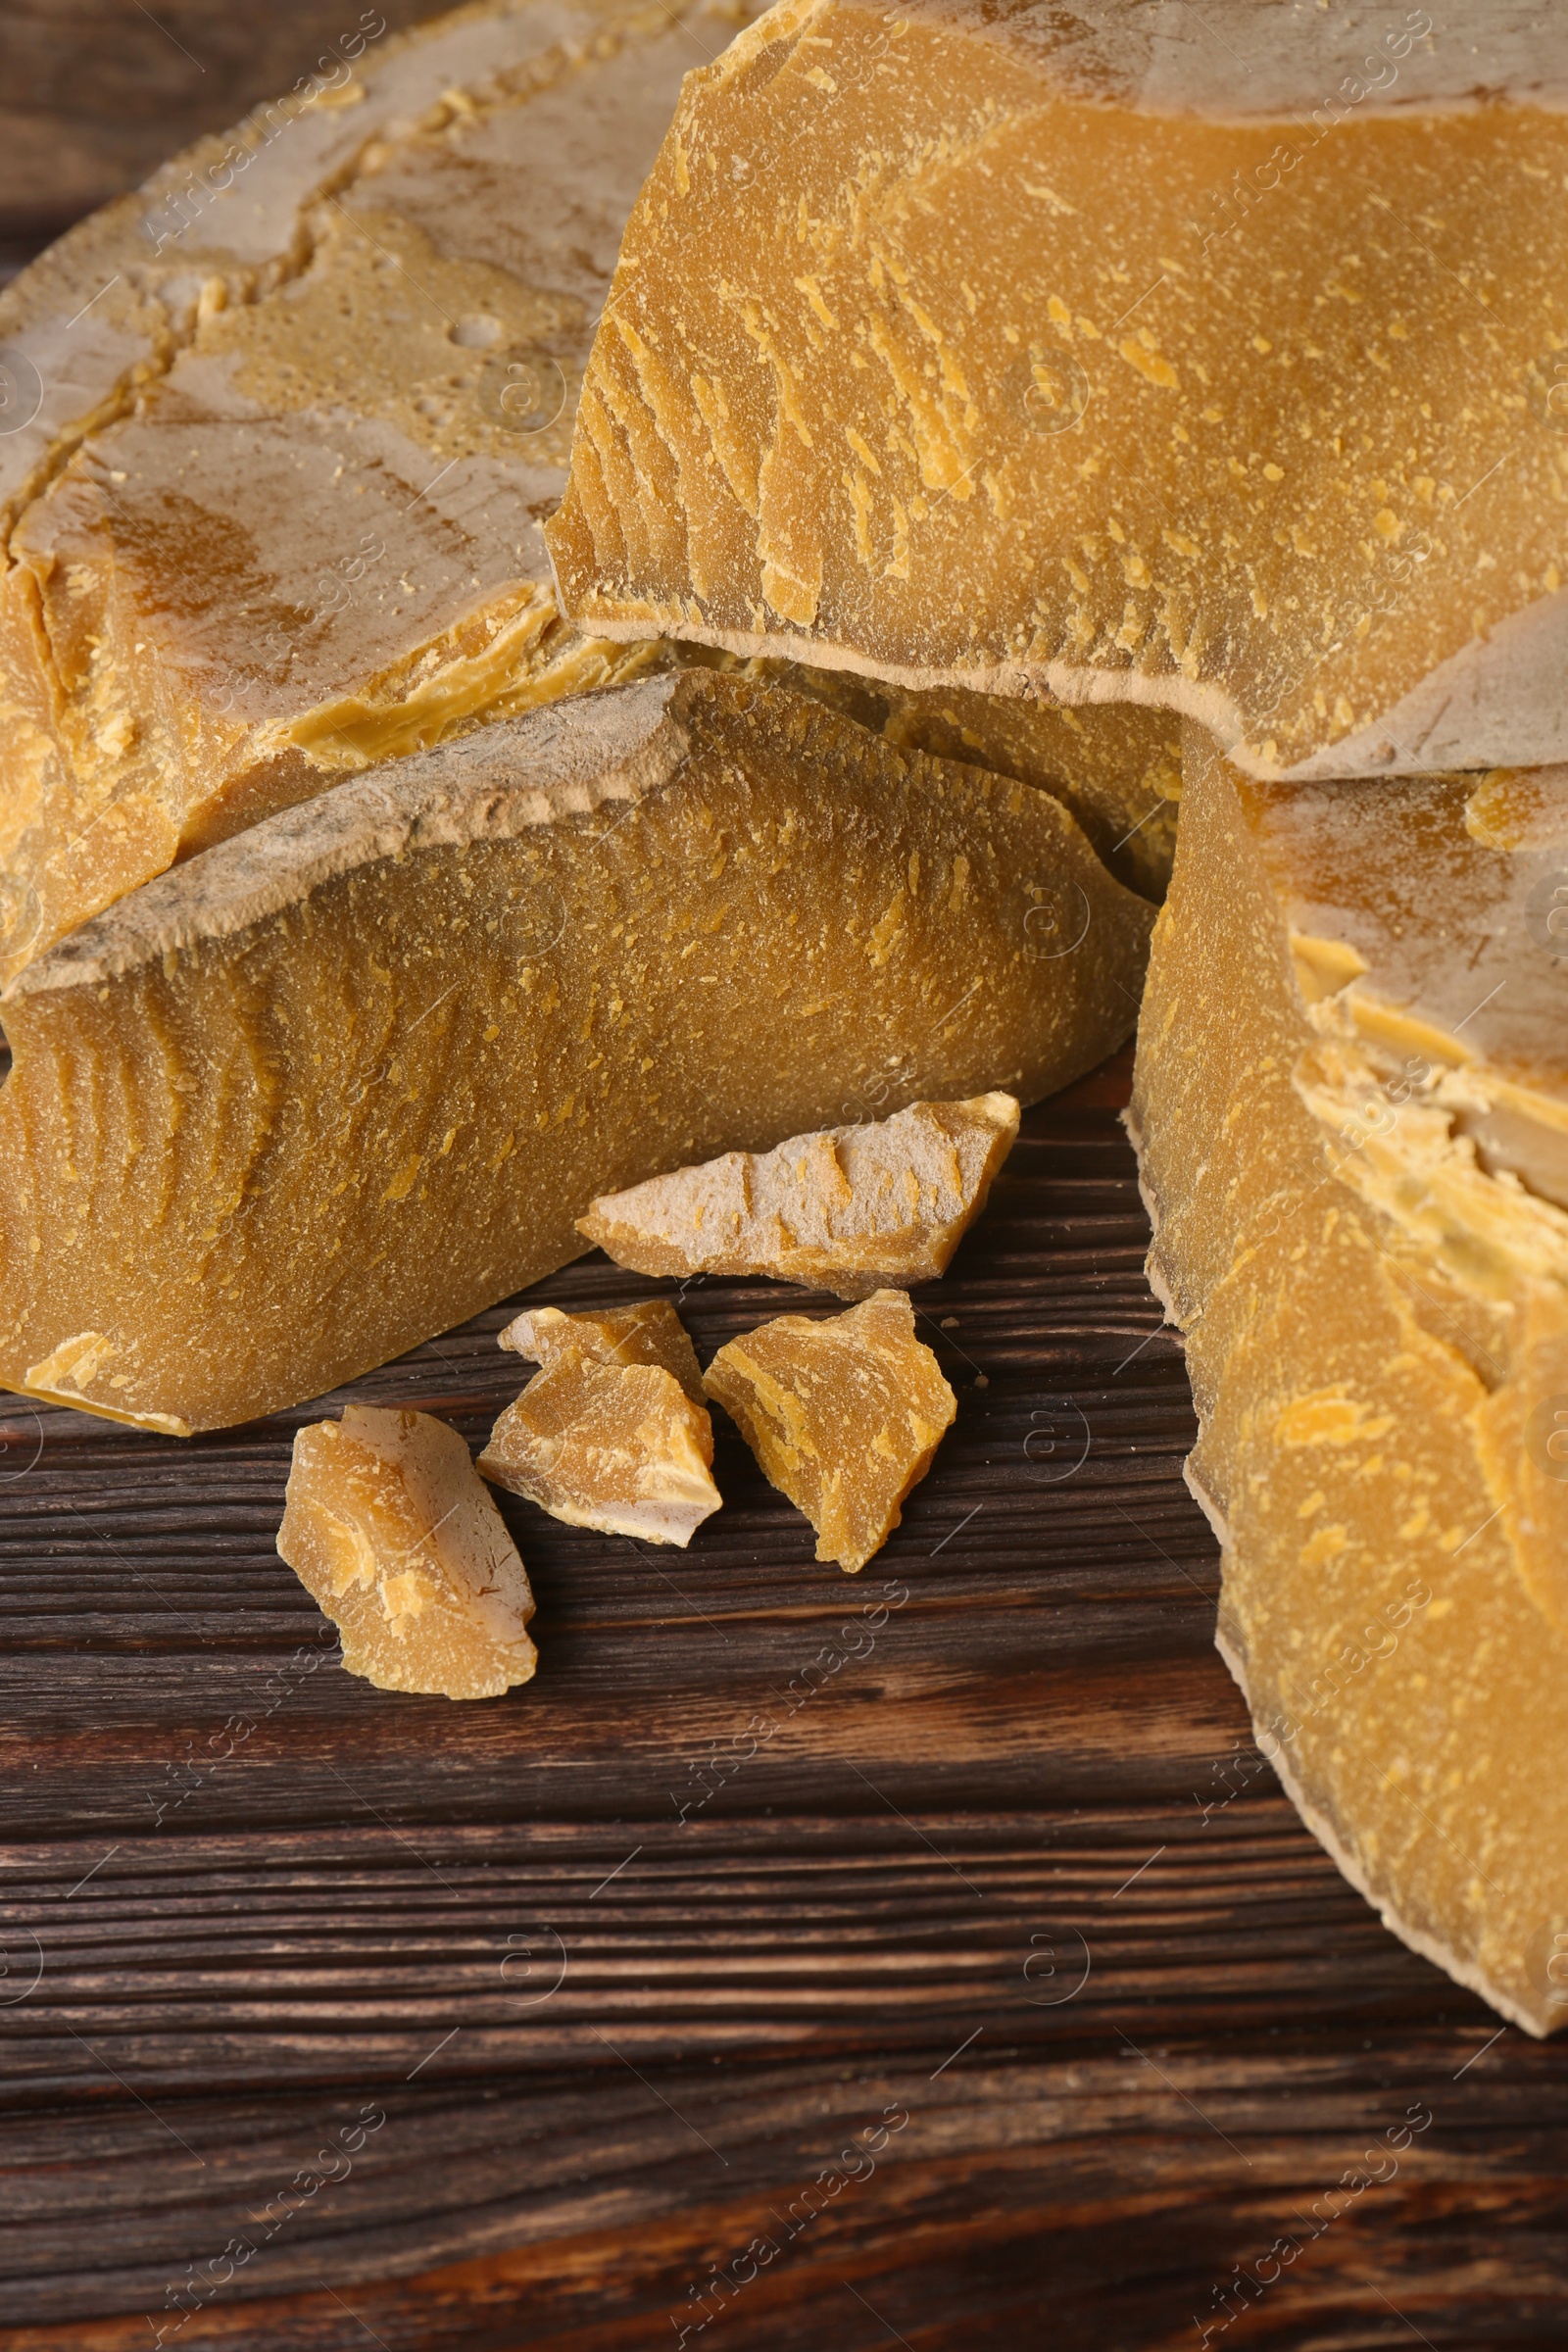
[0,0,454,267]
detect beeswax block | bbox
[0,668,1149,1434]
[1130,724,1568,2032]
[0,0,762,977]
[548,0,1568,784]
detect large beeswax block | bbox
[704,1288,955,1571]
[1130,724,1568,2032]
[580,1093,1018,1298]
[0,669,1150,1434]
[548,0,1568,784]
[480,1300,719,1544]
[278,1404,537,1698]
[0,0,761,977]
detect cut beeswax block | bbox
[0,668,1151,1434]
[580,1093,1019,1298]
[277,1404,537,1698]
[0,0,767,977]
[704,1289,955,1571]
[1129,723,1568,2032]
[548,0,1568,783]
[480,1300,719,1544]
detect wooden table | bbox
[0,1050,1563,2348]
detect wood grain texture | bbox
[0,1051,1564,2346]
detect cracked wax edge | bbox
[6,674,685,1001]
[1213,1621,1550,2038]
[557,598,1568,784]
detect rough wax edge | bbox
[1214,1624,1550,2037]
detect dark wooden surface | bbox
[0,1050,1565,2347]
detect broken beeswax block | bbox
[0,667,1151,1434]
[547,0,1568,784]
[704,1289,955,1571]
[480,1300,719,1544]
[579,1092,1019,1298]
[277,1404,537,1698]
[1129,723,1568,2032]
[0,0,768,979]
[0,0,667,538]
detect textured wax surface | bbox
[1130,725,1568,2034]
[547,0,1568,781]
[0,0,760,979]
[704,1287,956,1571]
[689,651,1182,899]
[0,670,1151,1432]
[0,0,652,531]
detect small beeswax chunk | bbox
[704,1289,955,1572]
[498,1298,705,1400]
[580,1095,1019,1298]
[480,1299,719,1545]
[277,1405,537,1699]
